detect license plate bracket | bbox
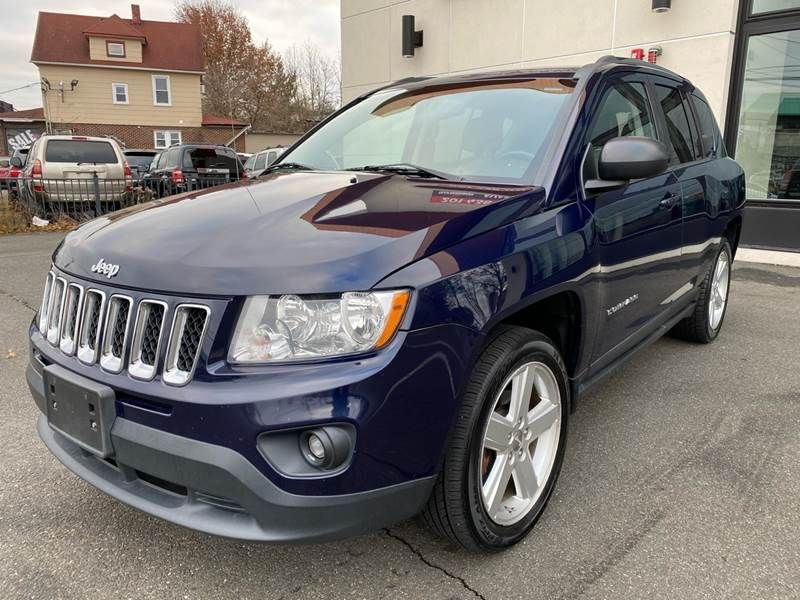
[44,364,116,458]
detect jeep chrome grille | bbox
[37,270,210,385]
[129,301,167,381]
[100,296,132,373]
[163,305,209,386]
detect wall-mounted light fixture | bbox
[402,15,424,58]
[652,0,671,13]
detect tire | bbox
[422,326,569,552]
[671,238,732,343]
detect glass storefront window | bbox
[735,29,800,201]
[752,1,800,15]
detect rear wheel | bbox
[672,239,732,343]
[422,326,569,551]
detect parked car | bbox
[142,144,246,197]
[14,134,131,216]
[244,146,286,178]
[27,57,744,552]
[123,149,158,181]
[0,156,9,190]
[5,147,30,197]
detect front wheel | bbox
[422,326,569,552]
[672,238,732,343]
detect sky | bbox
[0,0,340,110]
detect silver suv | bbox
[15,134,131,214]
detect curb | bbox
[735,248,800,268]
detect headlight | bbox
[228,289,411,364]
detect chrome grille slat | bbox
[163,304,210,387]
[59,283,84,355]
[38,272,54,332]
[129,300,167,381]
[77,289,106,365]
[38,270,210,385]
[100,295,132,373]
[46,277,67,345]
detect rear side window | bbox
[44,140,119,164]
[164,147,182,167]
[254,153,268,170]
[125,153,155,169]
[583,80,656,181]
[691,93,725,158]
[653,85,695,164]
[184,148,240,171]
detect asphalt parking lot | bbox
[0,231,798,600]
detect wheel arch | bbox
[724,215,743,258]
[488,289,585,382]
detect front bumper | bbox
[29,363,435,542]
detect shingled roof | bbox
[31,11,203,73]
[0,108,45,121]
[82,14,148,42]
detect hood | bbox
[55,171,545,295]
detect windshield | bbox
[282,78,575,182]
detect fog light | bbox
[300,427,353,471]
[307,433,326,462]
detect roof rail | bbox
[574,54,685,81]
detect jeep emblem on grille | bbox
[90,258,120,279]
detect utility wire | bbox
[0,82,40,95]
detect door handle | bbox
[659,194,680,210]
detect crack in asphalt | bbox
[383,529,487,600]
[0,288,36,312]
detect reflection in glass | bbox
[751,0,800,15]
[282,79,575,184]
[735,30,800,201]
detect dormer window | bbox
[106,41,126,58]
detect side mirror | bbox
[585,137,669,192]
[10,156,22,168]
[599,136,669,180]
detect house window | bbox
[112,83,129,104]
[154,130,182,149]
[152,75,171,106]
[106,41,126,58]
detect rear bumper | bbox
[29,365,435,542]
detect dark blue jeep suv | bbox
[27,57,744,551]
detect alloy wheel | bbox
[708,248,730,331]
[479,361,562,526]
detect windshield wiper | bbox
[346,163,453,180]
[264,162,315,173]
